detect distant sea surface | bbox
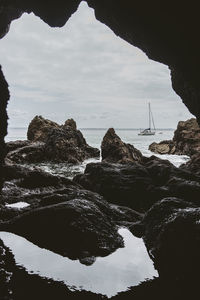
[6,127,189,177]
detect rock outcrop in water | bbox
[101,128,143,164]
[27,115,60,142]
[149,118,200,156]
[6,116,100,164]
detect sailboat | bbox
[138,102,156,135]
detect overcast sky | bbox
[0,2,193,129]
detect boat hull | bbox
[138,132,155,136]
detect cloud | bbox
[0,2,193,129]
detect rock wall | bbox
[0,66,10,190]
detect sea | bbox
[6,127,189,179]
[2,127,190,297]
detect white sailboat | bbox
[138,102,156,136]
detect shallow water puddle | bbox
[5,201,30,209]
[0,228,158,297]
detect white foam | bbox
[5,202,30,209]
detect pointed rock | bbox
[101,128,143,163]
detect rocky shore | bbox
[1,119,200,298]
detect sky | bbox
[0,2,193,129]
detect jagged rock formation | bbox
[27,115,60,142]
[6,116,100,164]
[101,128,143,163]
[149,118,200,156]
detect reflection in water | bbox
[0,228,157,298]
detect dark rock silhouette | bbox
[149,118,200,156]
[0,199,124,260]
[74,156,200,212]
[1,163,142,260]
[0,239,15,299]
[101,128,143,163]
[138,198,200,280]
[6,116,100,164]
[180,152,200,176]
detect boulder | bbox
[74,161,162,212]
[0,199,124,260]
[149,118,200,156]
[6,116,100,164]
[101,128,143,163]
[74,156,200,212]
[27,115,60,142]
[44,126,99,163]
[138,198,200,280]
[149,140,176,154]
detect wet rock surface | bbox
[0,239,15,299]
[0,163,142,261]
[137,198,200,280]
[5,140,30,154]
[149,118,200,156]
[0,199,124,260]
[6,116,100,164]
[74,156,200,212]
[101,128,143,164]
[180,152,200,176]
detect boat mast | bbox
[149,102,151,130]
[150,103,156,131]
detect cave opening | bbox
[0,2,192,139]
[0,1,200,299]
